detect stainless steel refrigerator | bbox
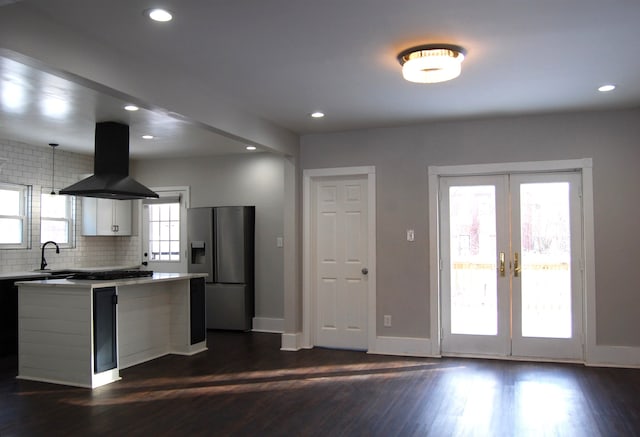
[187,206,255,331]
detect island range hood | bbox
[60,121,159,199]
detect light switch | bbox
[276,236,284,248]
[407,229,415,242]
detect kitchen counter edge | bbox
[15,272,208,288]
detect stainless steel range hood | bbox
[60,122,159,199]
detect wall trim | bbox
[586,345,640,368]
[253,317,284,333]
[281,332,305,351]
[369,336,437,358]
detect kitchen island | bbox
[16,272,207,388]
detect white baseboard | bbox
[281,332,304,351]
[587,345,640,368]
[252,317,284,333]
[369,336,436,358]
[278,331,640,368]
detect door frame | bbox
[302,166,376,350]
[428,159,596,362]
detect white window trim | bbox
[0,182,32,249]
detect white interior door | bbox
[440,172,584,361]
[141,188,189,273]
[313,175,369,350]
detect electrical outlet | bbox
[384,315,392,327]
[276,236,284,248]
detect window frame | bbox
[0,182,32,249]
[40,191,76,248]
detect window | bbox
[0,183,31,249]
[40,192,74,246]
[147,201,180,261]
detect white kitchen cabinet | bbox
[82,197,132,236]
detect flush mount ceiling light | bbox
[245,145,257,151]
[124,105,139,111]
[397,44,466,84]
[310,111,325,118]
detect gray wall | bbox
[301,108,640,347]
[132,152,285,320]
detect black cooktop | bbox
[68,270,154,280]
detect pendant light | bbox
[49,143,58,195]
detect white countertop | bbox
[16,272,208,289]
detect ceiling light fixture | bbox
[397,44,466,84]
[310,111,325,118]
[598,84,616,92]
[142,135,154,139]
[246,145,257,151]
[124,105,139,111]
[146,8,173,22]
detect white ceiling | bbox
[1,0,639,158]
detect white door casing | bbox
[302,167,376,351]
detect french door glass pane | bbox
[449,185,498,335]
[520,182,572,338]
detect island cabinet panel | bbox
[93,287,117,373]
[169,281,191,353]
[117,283,172,369]
[18,287,93,387]
[190,277,206,345]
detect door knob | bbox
[361,267,368,275]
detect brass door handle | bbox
[499,252,506,277]
[514,252,521,277]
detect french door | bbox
[440,172,583,361]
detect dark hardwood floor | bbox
[1,331,640,436]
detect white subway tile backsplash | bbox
[0,139,140,272]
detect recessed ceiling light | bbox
[146,8,173,22]
[124,105,139,111]
[310,111,325,118]
[142,135,154,140]
[246,145,257,151]
[598,84,616,92]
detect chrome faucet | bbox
[40,241,60,270]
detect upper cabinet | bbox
[82,198,132,236]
